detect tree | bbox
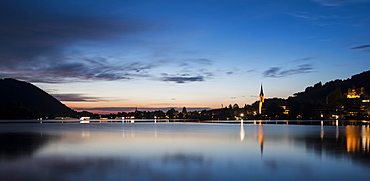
[153,110,165,118]
[327,88,345,108]
[166,108,178,118]
[178,112,184,119]
[265,103,284,118]
[182,107,187,115]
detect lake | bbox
[0,121,369,181]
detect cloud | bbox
[0,1,156,83]
[162,76,204,83]
[0,1,219,84]
[263,64,314,78]
[0,3,144,62]
[312,0,370,6]
[189,58,213,65]
[0,56,159,83]
[178,58,213,72]
[0,53,215,84]
[156,58,215,84]
[290,13,312,20]
[350,45,370,50]
[52,94,101,102]
[289,12,337,21]
[288,12,343,27]
[294,57,315,62]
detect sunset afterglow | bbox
[1,0,370,113]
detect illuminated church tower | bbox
[259,84,264,114]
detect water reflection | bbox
[239,121,244,141]
[346,126,370,154]
[0,123,369,180]
[346,126,361,152]
[0,132,58,160]
[258,125,264,157]
[162,153,204,164]
[336,126,339,140]
[320,126,324,140]
[363,127,370,154]
[122,123,125,138]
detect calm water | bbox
[0,122,369,181]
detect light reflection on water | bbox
[0,123,369,181]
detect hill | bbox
[283,70,370,119]
[291,70,370,104]
[0,78,76,119]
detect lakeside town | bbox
[78,71,370,121]
[1,70,370,121]
[79,85,370,121]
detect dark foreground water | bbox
[0,122,369,181]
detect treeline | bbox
[79,102,289,120]
[80,107,207,119]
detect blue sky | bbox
[1,0,370,113]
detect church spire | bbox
[259,84,264,114]
[260,84,264,97]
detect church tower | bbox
[259,84,264,114]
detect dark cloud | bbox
[0,5,143,62]
[263,67,281,77]
[162,76,204,83]
[52,94,100,102]
[159,58,215,84]
[350,45,370,50]
[0,0,216,84]
[0,1,155,83]
[0,57,158,83]
[263,64,314,78]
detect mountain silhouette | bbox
[281,70,370,119]
[291,70,370,103]
[0,78,76,119]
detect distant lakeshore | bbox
[1,70,370,120]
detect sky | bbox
[1,0,370,114]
